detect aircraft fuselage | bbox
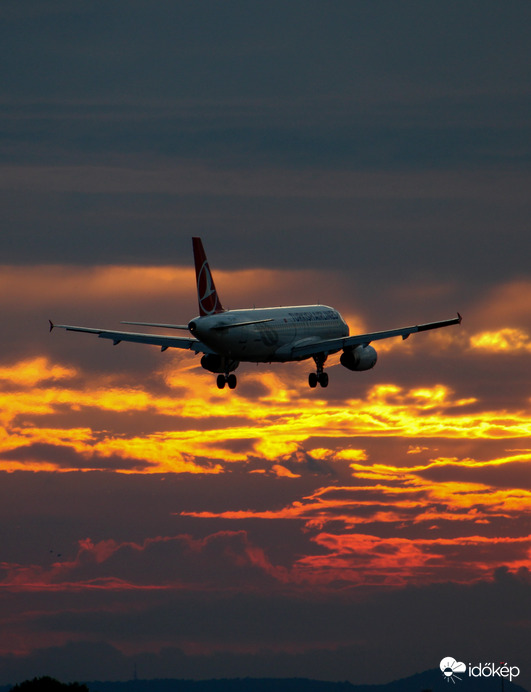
[188,305,349,362]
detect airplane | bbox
[50,237,462,390]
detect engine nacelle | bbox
[340,344,377,371]
[200,354,239,374]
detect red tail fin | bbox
[192,237,224,316]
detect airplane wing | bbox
[49,321,216,354]
[290,313,462,359]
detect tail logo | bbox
[197,260,219,315]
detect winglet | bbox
[192,237,224,317]
[457,312,462,324]
[49,320,55,332]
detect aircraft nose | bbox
[188,320,197,333]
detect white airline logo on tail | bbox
[197,260,219,315]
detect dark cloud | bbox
[415,458,531,490]
[3,2,531,109]
[0,2,529,285]
[0,471,321,565]
[0,443,152,471]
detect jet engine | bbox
[340,344,377,371]
[200,354,239,374]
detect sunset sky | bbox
[1,1,530,689]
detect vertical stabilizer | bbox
[192,237,225,316]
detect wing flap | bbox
[121,321,190,330]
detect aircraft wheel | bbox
[308,372,318,388]
[216,374,226,389]
[227,374,237,389]
[319,372,329,388]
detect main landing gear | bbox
[308,371,328,388]
[217,373,237,389]
[308,355,328,388]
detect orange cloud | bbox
[0,357,77,386]
[1,350,531,475]
[271,464,301,478]
[294,532,531,586]
[0,263,344,318]
[469,327,531,353]
[471,280,531,328]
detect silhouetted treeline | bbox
[9,678,88,692]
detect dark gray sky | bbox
[1,1,530,286]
